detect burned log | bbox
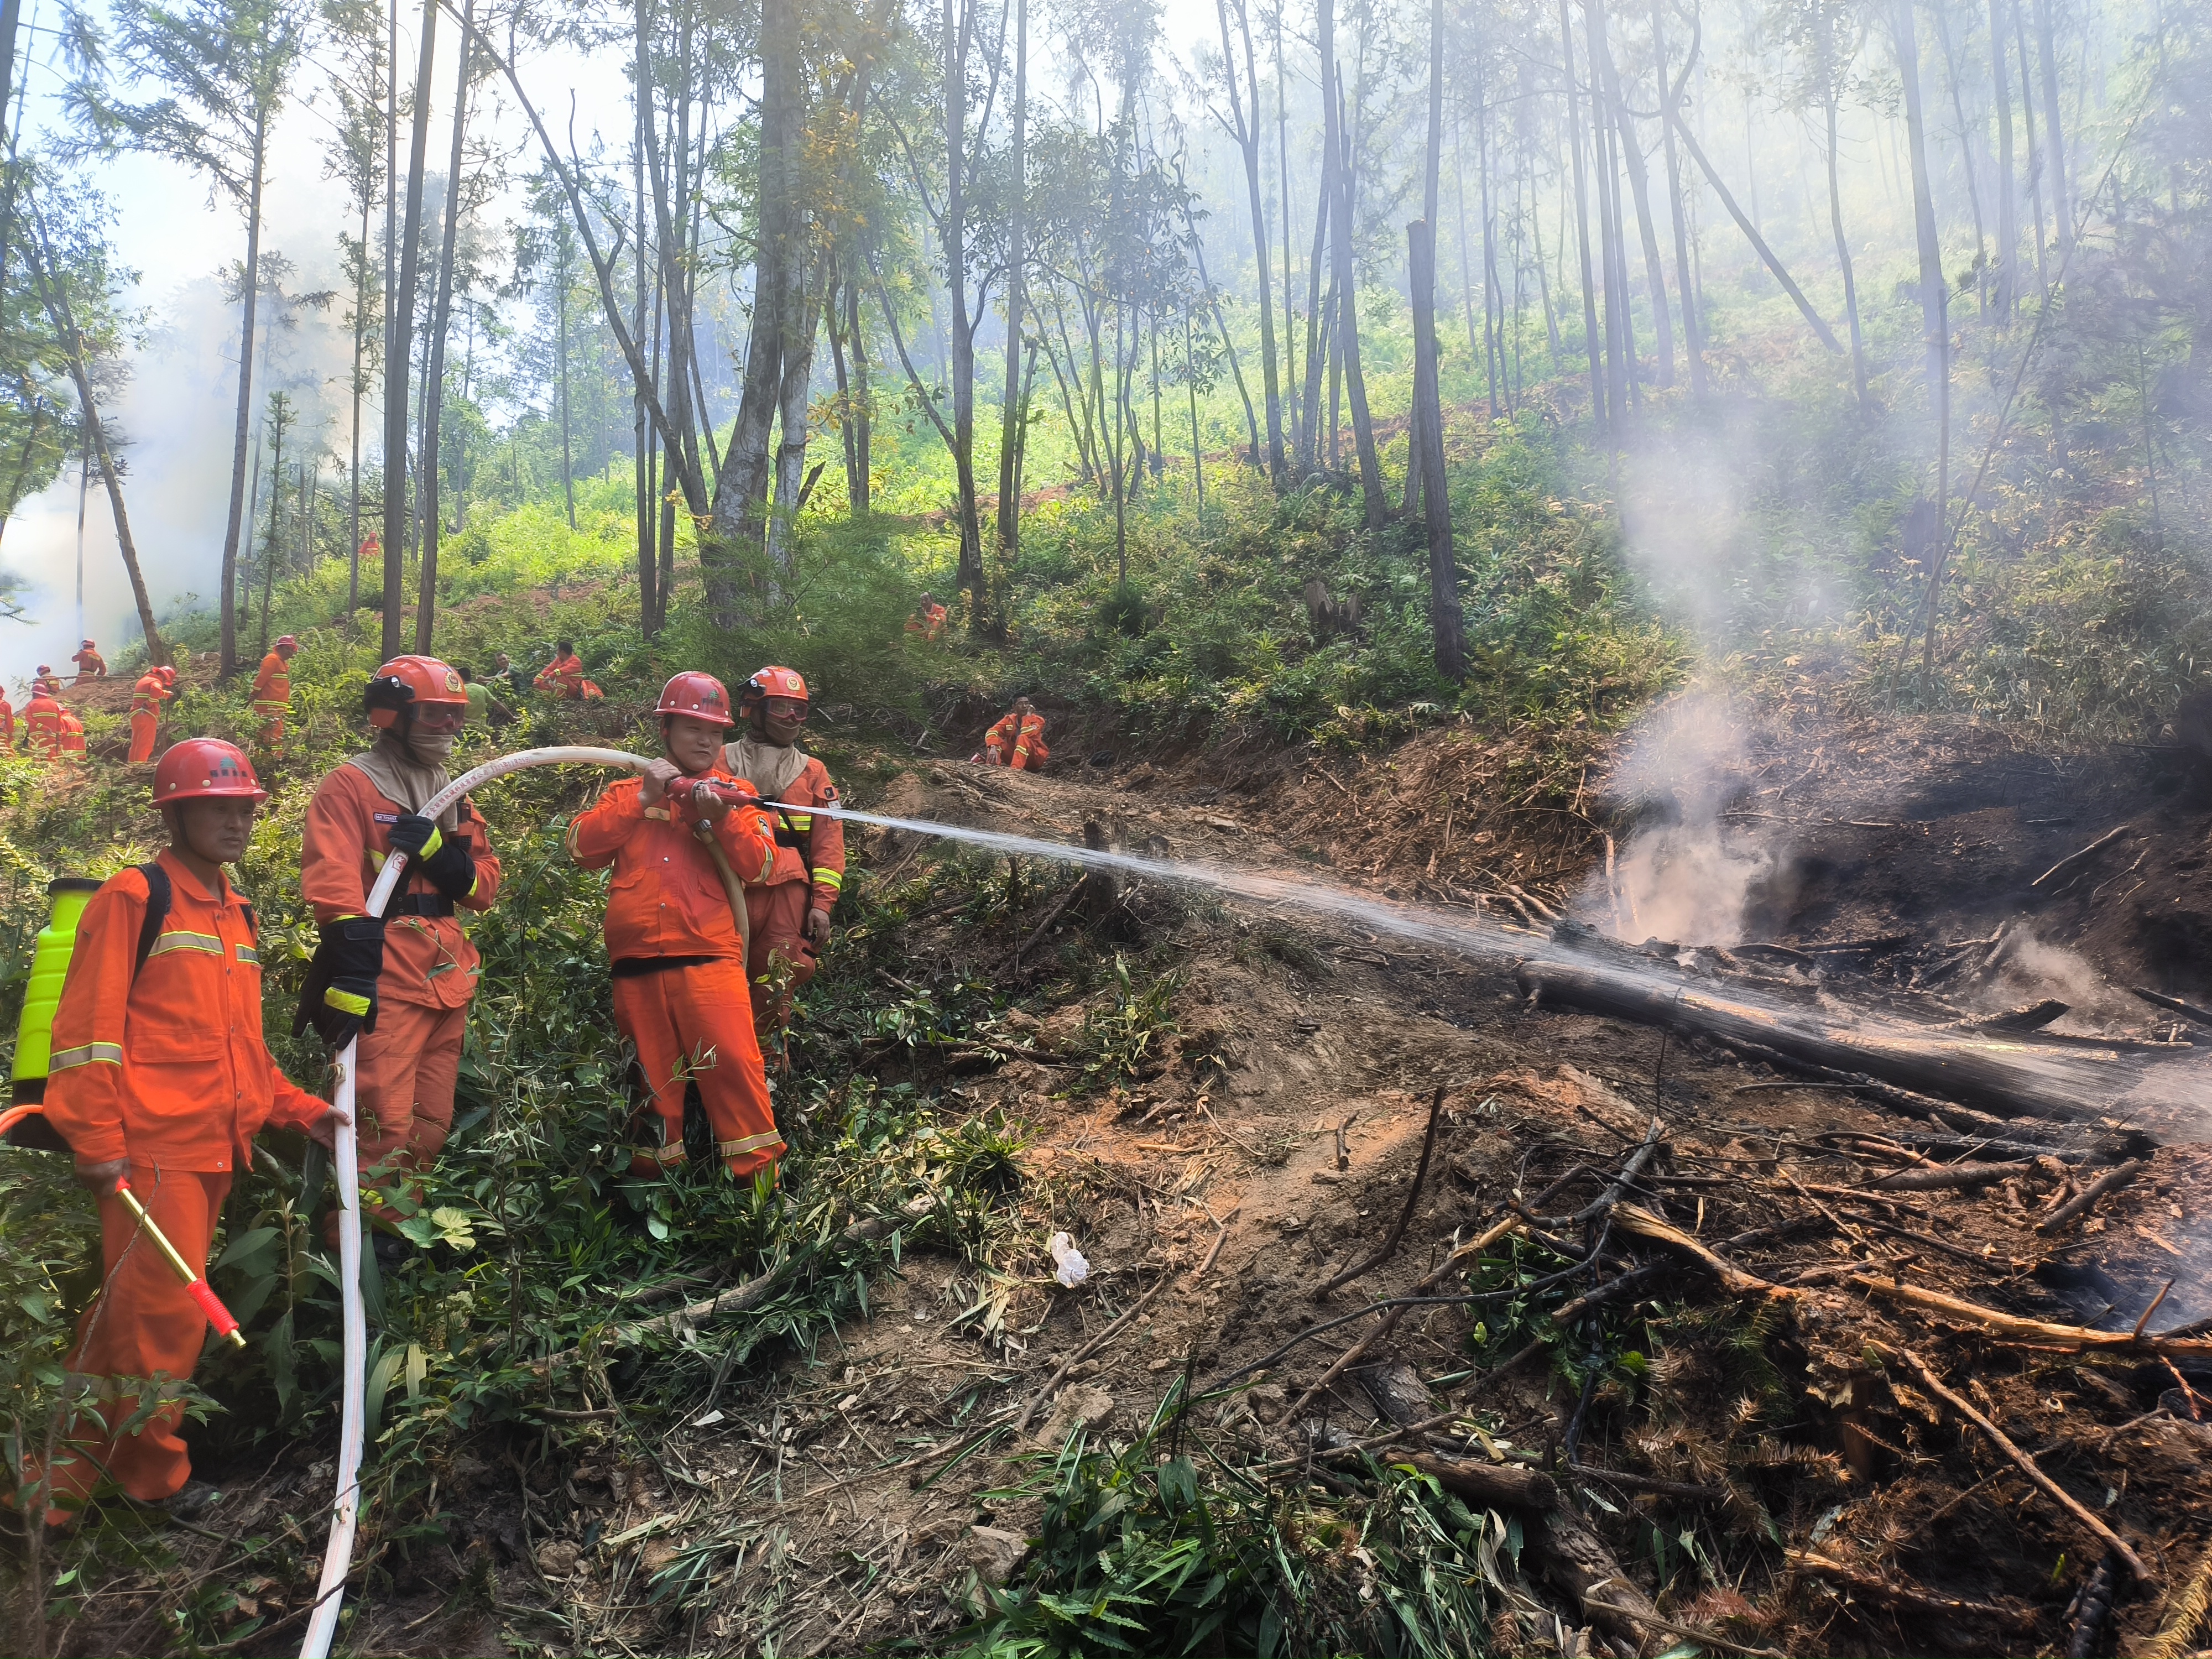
[1519,958,2125,1121]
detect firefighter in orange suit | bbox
[0,683,15,751]
[24,682,64,757]
[981,697,1049,770]
[251,635,296,757]
[72,639,106,680]
[905,592,948,643]
[57,709,85,759]
[297,655,499,1257]
[33,664,60,695]
[725,666,845,1048]
[568,672,785,1181]
[31,739,343,1524]
[534,638,605,701]
[128,666,174,763]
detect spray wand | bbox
[111,1177,248,1349]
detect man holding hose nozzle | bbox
[297,655,502,1260]
[26,739,346,1526]
[568,672,786,1182]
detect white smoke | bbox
[1585,690,1775,947]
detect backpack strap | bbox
[133,861,172,981]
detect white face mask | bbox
[407,724,457,765]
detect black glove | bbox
[293,917,385,1048]
[389,812,477,902]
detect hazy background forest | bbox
[0,0,2194,743]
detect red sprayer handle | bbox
[112,1179,247,1349]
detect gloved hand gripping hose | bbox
[301,747,647,1659]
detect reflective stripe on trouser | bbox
[128,709,158,763]
[336,998,466,1240]
[253,702,286,751]
[34,1165,232,1519]
[744,879,820,1044]
[611,957,782,1181]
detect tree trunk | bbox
[1988,0,2018,321]
[995,0,1026,557]
[2012,3,2048,294]
[768,257,829,576]
[1605,33,1674,388]
[1220,0,1284,483]
[1558,0,1605,435]
[382,0,435,659]
[1824,85,1869,409]
[850,279,871,512]
[218,112,267,678]
[1297,143,1329,474]
[1929,1,1987,317]
[1274,4,1296,456]
[349,176,368,612]
[1477,87,1503,418]
[1649,0,1703,393]
[1410,220,1463,680]
[633,0,658,635]
[1895,0,1953,679]
[708,0,794,626]
[26,197,166,666]
[1321,11,1384,528]
[259,401,285,656]
[2032,0,2069,248]
[944,0,988,630]
[1663,107,1846,353]
[1583,0,1629,429]
[415,0,472,655]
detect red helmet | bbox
[656,671,735,726]
[156,664,178,682]
[739,665,810,712]
[365,654,468,728]
[275,635,298,653]
[80,639,95,649]
[154,738,268,805]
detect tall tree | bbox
[1319,0,1382,526]
[996,0,1027,559]
[1214,0,1284,482]
[1987,0,2018,319]
[381,0,435,657]
[1558,0,1606,433]
[414,0,474,653]
[2031,0,2069,247]
[323,0,385,613]
[69,0,310,677]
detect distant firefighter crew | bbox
[568,671,784,1180]
[534,638,605,701]
[29,739,343,1524]
[251,635,297,757]
[128,664,176,763]
[298,655,500,1256]
[906,592,948,643]
[727,666,845,1048]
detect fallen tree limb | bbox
[531,1195,936,1375]
[1869,1161,2026,1192]
[1401,1450,1559,1512]
[1880,1343,2151,1583]
[2131,986,2212,1029]
[1785,1548,2037,1626]
[1848,1275,2212,1357]
[1318,1086,1444,1295]
[2037,1159,2150,1232]
[1612,1204,1800,1300]
[2033,824,2133,889]
[1520,958,2119,1121]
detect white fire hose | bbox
[301,746,647,1659]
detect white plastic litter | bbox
[1048,1232,1089,1288]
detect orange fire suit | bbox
[905,602,948,642]
[740,755,846,1045]
[58,711,85,758]
[36,851,326,1516]
[982,711,1048,771]
[567,766,784,1179]
[250,650,291,754]
[24,691,62,757]
[301,764,501,1227]
[128,672,170,763]
[534,652,605,701]
[72,647,106,680]
[0,692,15,751]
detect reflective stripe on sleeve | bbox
[50,1042,123,1071]
[811,868,844,892]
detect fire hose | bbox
[301,746,648,1659]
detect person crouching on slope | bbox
[31,739,345,1525]
[726,666,845,1055]
[568,672,786,1183]
[297,655,500,1260]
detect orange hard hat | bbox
[275,635,298,653]
[80,639,95,649]
[365,653,468,728]
[157,664,178,682]
[154,738,268,805]
[656,670,735,726]
[740,665,810,712]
